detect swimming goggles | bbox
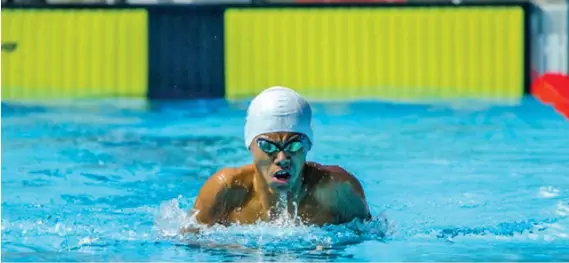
[256,137,309,154]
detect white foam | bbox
[152,197,392,251]
[539,186,560,198]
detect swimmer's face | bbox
[250,132,311,190]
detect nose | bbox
[274,151,291,168]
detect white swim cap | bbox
[244,86,313,148]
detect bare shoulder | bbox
[305,162,371,222]
[305,162,366,195]
[207,164,256,189]
[192,164,255,225]
[194,165,255,203]
[306,162,360,182]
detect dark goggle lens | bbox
[258,140,279,153]
[257,139,305,154]
[284,141,304,152]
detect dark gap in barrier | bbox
[523,1,532,94]
[147,6,225,100]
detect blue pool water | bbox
[2,97,569,261]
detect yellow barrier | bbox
[1,9,148,100]
[224,7,524,101]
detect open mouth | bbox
[272,170,291,183]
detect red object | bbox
[531,72,569,120]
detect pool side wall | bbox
[1,2,532,102]
[1,8,148,100]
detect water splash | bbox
[153,197,196,238]
[152,198,392,254]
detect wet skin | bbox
[189,132,372,227]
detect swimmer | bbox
[189,86,371,227]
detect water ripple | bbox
[2,98,569,261]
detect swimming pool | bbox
[2,96,569,261]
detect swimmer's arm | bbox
[315,173,371,223]
[191,169,234,226]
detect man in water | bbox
[191,86,371,227]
